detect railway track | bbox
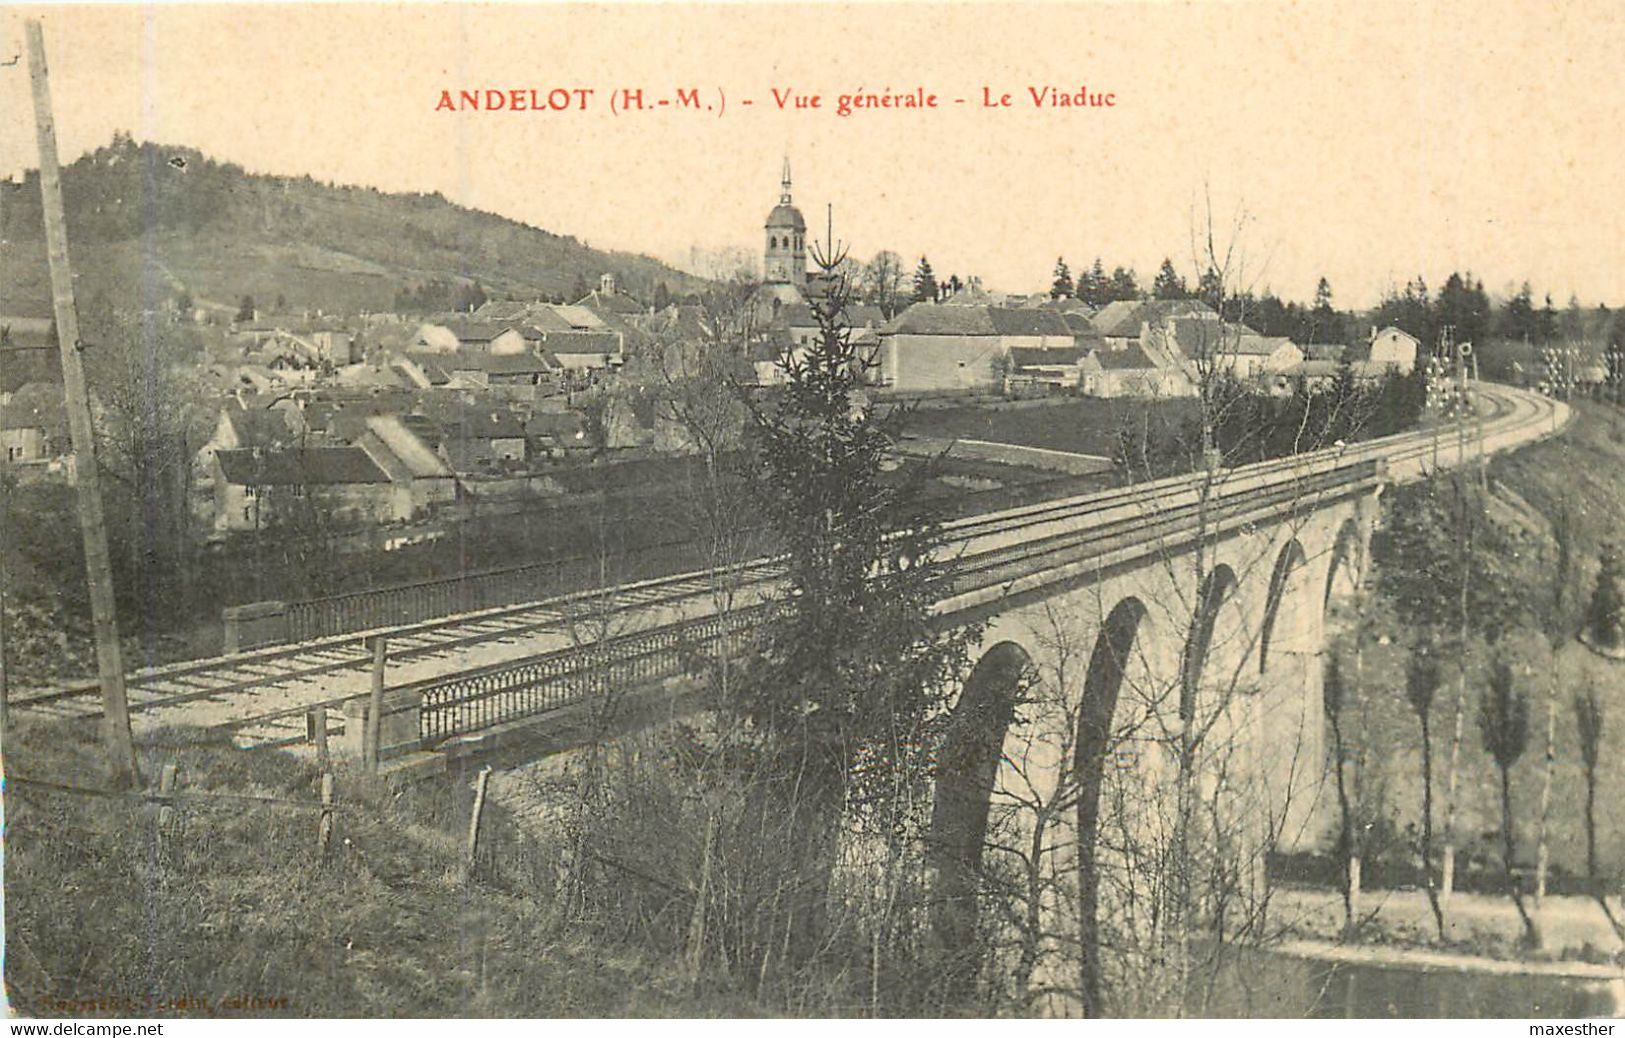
[13,382,1562,748]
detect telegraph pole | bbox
[27,20,140,786]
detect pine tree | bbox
[1050,257,1074,300]
[1082,258,1108,307]
[1152,258,1187,300]
[1108,266,1139,302]
[740,245,977,959]
[913,256,938,303]
[1584,542,1624,650]
[1196,268,1223,313]
[1502,282,1536,341]
[1310,277,1339,343]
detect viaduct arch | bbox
[924,483,1382,1014]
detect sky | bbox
[2,1,1623,308]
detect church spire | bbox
[780,155,792,205]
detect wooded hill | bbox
[0,135,707,317]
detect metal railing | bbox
[412,601,778,745]
[403,457,1386,748]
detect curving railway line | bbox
[13,382,1566,751]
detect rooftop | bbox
[216,446,390,486]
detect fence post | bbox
[307,706,329,766]
[317,772,335,859]
[366,636,387,773]
[462,766,492,883]
[157,762,178,836]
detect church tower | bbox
[763,157,807,287]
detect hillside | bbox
[0,136,707,317]
[2,720,758,1017]
[1346,399,1625,887]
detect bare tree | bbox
[861,250,909,319]
[1533,498,1579,903]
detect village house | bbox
[411,319,529,356]
[1221,332,1304,379]
[443,349,560,389]
[1147,318,1303,380]
[211,446,405,533]
[1005,345,1095,390]
[1081,342,1193,398]
[574,274,648,318]
[525,410,592,459]
[0,320,61,409]
[776,302,889,351]
[193,403,298,485]
[228,320,357,367]
[533,331,622,376]
[354,414,458,515]
[0,382,69,466]
[1364,325,1420,373]
[876,304,1076,391]
[431,404,531,473]
[1091,298,1216,352]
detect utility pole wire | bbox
[26,20,140,787]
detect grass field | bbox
[903,396,1198,459]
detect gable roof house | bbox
[212,446,408,533]
[876,304,1077,391]
[442,348,561,391]
[1006,345,1097,389]
[1144,318,1301,380]
[525,410,593,458]
[412,320,529,357]
[435,406,531,474]
[0,382,70,473]
[1092,299,1218,352]
[1363,326,1420,373]
[354,414,458,516]
[529,330,623,374]
[193,404,298,489]
[576,288,647,318]
[1081,342,1194,399]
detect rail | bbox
[16,382,1560,735]
[401,458,1385,748]
[265,383,1542,644]
[275,471,1091,642]
[389,383,1558,748]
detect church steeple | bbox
[764,157,807,287]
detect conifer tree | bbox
[740,242,977,964]
[1050,257,1074,300]
[1584,543,1624,650]
[1152,258,1187,300]
[913,256,939,302]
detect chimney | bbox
[600,273,617,296]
